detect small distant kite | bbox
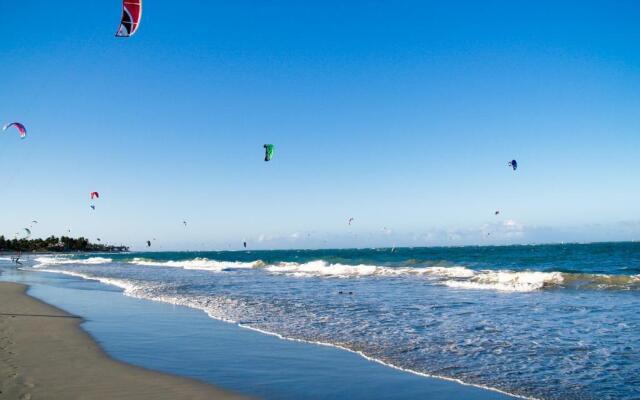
[243,241,247,248]
[182,220,188,226]
[263,144,274,162]
[2,122,27,139]
[23,228,31,235]
[115,0,143,37]
[348,217,354,226]
[32,220,38,224]
[97,238,101,242]
[146,240,151,247]
[494,211,500,215]
[89,192,99,210]
[508,159,518,171]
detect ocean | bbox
[12,242,640,399]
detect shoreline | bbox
[1,266,517,400]
[0,281,246,400]
[53,269,525,399]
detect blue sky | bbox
[1,1,640,250]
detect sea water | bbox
[15,242,640,399]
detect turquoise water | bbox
[9,242,640,399]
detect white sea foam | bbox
[265,260,564,292]
[266,261,447,277]
[266,261,383,277]
[34,269,140,294]
[422,266,477,278]
[266,260,479,278]
[442,271,565,292]
[128,257,264,272]
[30,255,633,293]
[33,256,112,266]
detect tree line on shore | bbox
[0,235,129,252]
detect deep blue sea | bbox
[9,242,640,399]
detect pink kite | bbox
[2,122,27,139]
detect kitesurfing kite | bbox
[89,192,99,210]
[97,238,101,241]
[508,159,518,171]
[182,220,188,226]
[32,220,38,224]
[146,240,151,247]
[115,0,142,37]
[263,144,274,162]
[494,211,500,215]
[24,228,31,235]
[243,241,247,248]
[348,217,354,226]
[2,122,27,139]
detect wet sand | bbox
[0,282,247,400]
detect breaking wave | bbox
[29,256,640,292]
[441,270,564,292]
[33,256,112,266]
[265,261,563,291]
[128,257,265,272]
[265,260,639,292]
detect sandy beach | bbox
[0,282,246,400]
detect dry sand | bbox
[0,282,248,400]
